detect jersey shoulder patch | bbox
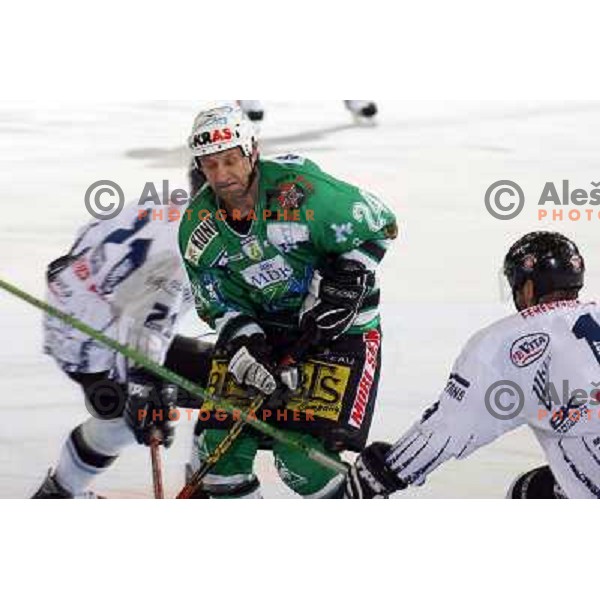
[179,191,220,265]
[463,313,553,373]
[183,218,219,266]
[263,158,321,211]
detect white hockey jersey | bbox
[43,202,193,380]
[387,300,600,499]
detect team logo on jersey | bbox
[510,333,550,368]
[240,256,294,290]
[522,255,537,271]
[185,220,219,266]
[241,235,264,262]
[277,183,305,209]
[270,175,314,210]
[571,255,584,272]
[348,329,381,430]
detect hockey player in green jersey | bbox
[179,104,397,499]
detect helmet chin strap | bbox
[243,153,260,197]
[512,279,537,311]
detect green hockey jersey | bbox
[178,155,397,337]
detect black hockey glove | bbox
[300,258,375,344]
[124,369,177,448]
[345,443,407,499]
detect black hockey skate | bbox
[238,101,265,123]
[245,110,264,123]
[32,471,104,499]
[345,100,378,120]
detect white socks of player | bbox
[54,417,135,497]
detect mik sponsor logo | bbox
[510,333,550,368]
[348,330,381,429]
[240,256,294,290]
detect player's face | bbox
[199,148,255,205]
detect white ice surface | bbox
[1,100,600,498]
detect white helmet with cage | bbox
[188,104,257,159]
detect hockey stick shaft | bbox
[177,393,265,499]
[0,277,347,476]
[150,437,165,499]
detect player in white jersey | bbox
[345,232,600,499]
[33,200,212,498]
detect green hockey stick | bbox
[0,276,347,476]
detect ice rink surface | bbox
[1,100,600,498]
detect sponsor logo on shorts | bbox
[348,329,381,429]
[205,358,351,424]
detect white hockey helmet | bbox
[189,104,257,159]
